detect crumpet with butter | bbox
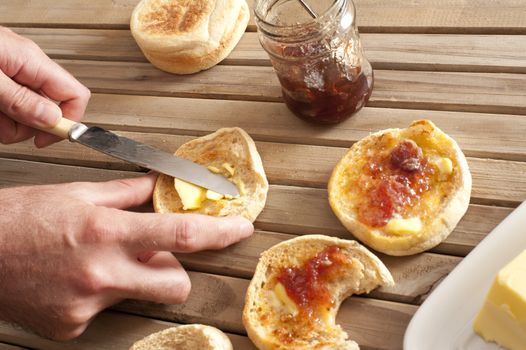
[328,120,472,256]
[153,127,268,222]
[243,234,394,350]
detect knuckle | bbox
[174,218,199,251]
[219,230,235,249]
[113,178,138,201]
[64,308,91,327]
[8,85,33,115]
[82,208,114,244]
[74,264,108,294]
[63,181,95,201]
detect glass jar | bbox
[255,0,373,124]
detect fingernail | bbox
[35,101,61,127]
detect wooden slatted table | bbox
[1,1,525,349]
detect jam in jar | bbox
[255,0,373,124]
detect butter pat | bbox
[432,157,453,181]
[385,217,422,235]
[473,249,526,350]
[234,178,246,196]
[436,157,453,175]
[222,163,235,177]
[207,165,221,174]
[206,189,224,201]
[274,282,298,316]
[174,178,205,210]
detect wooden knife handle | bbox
[36,117,88,141]
[44,117,79,139]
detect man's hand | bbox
[0,26,91,147]
[0,174,254,340]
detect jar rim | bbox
[254,0,353,39]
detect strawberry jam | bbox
[278,63,373,124]
[276,245,350,320]
[357,139,435,227]
[255,0,374,124]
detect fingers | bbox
[0,28,91,147]
[138,251,157,263]
[93,208,254,253]
[0,69,63,130]
[0,112,35,144]
[0,28,91,121]
[115,252,191,304]
[10,51,91,118]
[69,174,158,209]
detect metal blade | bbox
[74,127,239,197]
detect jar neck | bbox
[255,0,354,43]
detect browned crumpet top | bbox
[139,0,213,35]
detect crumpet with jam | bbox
[328,120,472,256]
[242,234,394,350]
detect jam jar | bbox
[255,0,373,124]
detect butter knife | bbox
[39,117,240,197]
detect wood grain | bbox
[3,0,526,34]
[115,271,416,350]
[1,132,525,207]
[176,230,461,305]
[82,93,526,162]
[0,158,512,256]
[54,60,526,115]
[1,1,524,349]
[12,28,526,73]
[57,60,283,102]
[0,311,257,350]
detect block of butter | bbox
[473,249,526,349]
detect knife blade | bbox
[42,118,240,197]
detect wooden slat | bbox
[176,230,461,305]
[55,60,526,115]
[371,70,526,115]
[58,60,282,102]
[2,0,526,34]
[83,94,526,162]
[0,0,139,30]
[364,33,526,73]
[115,271,416,350]
[1,132,525,207]
[0,311,257,350]
[12,28,526,73]
[352,0,526,34]
[0,158,512,256]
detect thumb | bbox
[0,69,62,130]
